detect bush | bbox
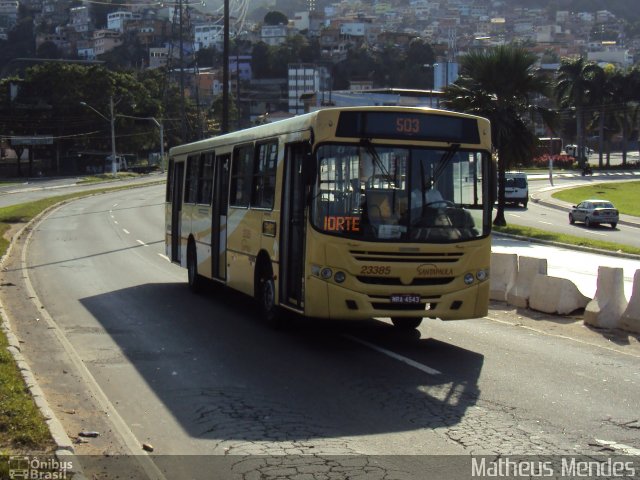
[532,154,576,169]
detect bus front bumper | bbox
[305,276,489,321]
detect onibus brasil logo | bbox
[8,456,72,479]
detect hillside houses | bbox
[0,0,638,118]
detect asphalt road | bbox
[2,184,638,479]
[507,172,640,248]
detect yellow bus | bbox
[165,106,494,329]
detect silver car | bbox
[569,199,619,229]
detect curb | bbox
[0,205,88,480]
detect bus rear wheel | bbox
[391,317,423,330]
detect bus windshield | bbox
[311,144,490,242]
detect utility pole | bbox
[222,0,229,133]
[109,96,116,177]
[178,0,186,142]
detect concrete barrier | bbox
[620,270,640,334]
[506,256,547,308]
[529,273,590,315]
[584,266,628,329]
[490,252,518,301]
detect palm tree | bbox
[442,44,552,226]
[609,67,640,166]
[587,64,615,168]
[555,56,599,168]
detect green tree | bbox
[264,11,288,26]
[587,64,617,167]
[609,67,640,165]
[442,44,552,226]
[36,41,62,59]
[251,42,272,79]
[398,39,436,88]
[0,63,187,174]
[555,56,599,167]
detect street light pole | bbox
[109,96,117,177]
[149,117,165,172]
[80,96,117,177]
[117,114,165,172]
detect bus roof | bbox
[169,106,490,157]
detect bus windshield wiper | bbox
[430,143,460,186]
[360,139,395,187]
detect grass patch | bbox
[0,333,54,451]
[76,172,141,184]
[494,224,640,256]
[551,180,640,217]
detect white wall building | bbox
[261,24,288,46]
[288,64,330,115]
[291,11,309,32]
[194,23,224,51]
[69,6,91,33]
[587,48,633,68]
[433,61,458,90]
[107,11,140,32]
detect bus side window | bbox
[196,152,214,205]
[252,141,278,209]
[230,144,254,207]
[184,154,199,204]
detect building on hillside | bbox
[194,23,224,51]
[93,29,123,56]
[300,88,443,112]
[587,47,633,68]
[0,0,19,29]
[288,63,331,115]
[108,11,141,32]
[69,5,91,33]
[261,24,289,46]
[149,47,169,69]
[433,61,458,90]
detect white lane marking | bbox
[21,208,168,480]
[158,253,170,261]
[594,439,640,455]
[122,229,130,234]
[114,220,118,225]
[538,221,554,225]
[587,230,607,236]
[136,239,147,246]
[343,334,441,375]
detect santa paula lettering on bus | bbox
[416,264,454,277]
[323,216,360,232]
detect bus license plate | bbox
[391,294,421,304]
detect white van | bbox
[504,172,528,208]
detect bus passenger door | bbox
[171,161,185,263]
[211,154,230,281]
[280,142,310,309]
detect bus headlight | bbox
[464,273,475,285]
[321,268,333,279]
[476,269,488,281]
[334,271,346,283]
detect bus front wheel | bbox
[256,265,281,326]
[391,317,423,330]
